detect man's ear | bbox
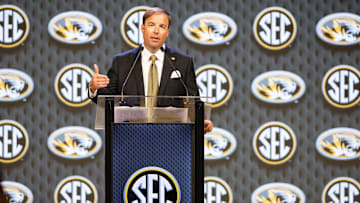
[141,24,145,34]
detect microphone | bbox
[120,46,143,104]
[161,47,189,98]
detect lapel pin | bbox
[170,57,176,61]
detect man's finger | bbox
[94,64,99,75]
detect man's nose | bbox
[153,26,159,33]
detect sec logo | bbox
[0,4,30,48]
[253,7,297,50]
[121,6,149,47]
[124,166,181,203]
[322,65,360,108]
[253,121,296,165]
[322,177,360,203]
[196,64,233,108]
[0,120,29,163]
[54,63,93,107]
[204,176,233,203]
[54,176,98,203]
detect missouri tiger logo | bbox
[0,120,29,163]
[54,176,97,203]
[253,121,296,165]
[253,7,297,50]
[121,6,149,47]
[316,13,360,46]
[183,12,237,45]
[252,182,306,203]
[124,167,181,203]
[322,177,360,203]
[55,63,93,107]
[196,64,233,108]
[322,65,360,108]
[0,4,30,48]
[0,68,34,102]
[48,11,102,44]
[204,176,233,203]
[204,127,237,160]
[48,126,102,159]
[251,70,306,104]
[1,181,33,203]
[316,127,360,161]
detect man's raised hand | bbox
[89,64,110,93]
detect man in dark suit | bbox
[89,7,213,132]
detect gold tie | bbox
[147,55,158,107]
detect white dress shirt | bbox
[141,46,164,96]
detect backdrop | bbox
[1,0,360,202]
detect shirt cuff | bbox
[89,88,98,98]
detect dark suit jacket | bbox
[92,45,199,107]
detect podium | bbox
[96,95,204,203]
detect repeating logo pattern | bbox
[322,65,360,108]
[1,181,33,203]
[253,121,296,165]
[48,11,103,44]
[316,127,360,161]
[54,63,93,107]
[253,7,297,50]
[252,182,306,203]
[124,166,181,203]
[0,68,34,102]
[322,177,360,203]
[182,12,237,45]
[316,13,360,46]
[204,176,233,203]
[121,6,149,47]
[0,4,30,48]
[196,64,233,107]
[251,70,306,104]
[47,126,102,159]
[0,120,29,163]
[54,176,98,203]
[204,127,237,160]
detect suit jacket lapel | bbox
[133,58,144,96]
[158,47,173,96]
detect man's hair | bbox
[143,7,171,28]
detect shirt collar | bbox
[142,45,165,61]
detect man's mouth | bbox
[151,36,160,41]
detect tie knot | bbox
[150,55,157,63]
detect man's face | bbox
[141,13,170,53]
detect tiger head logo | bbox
[320,133,360,159]
[256,189,297,203]
[183,12,237,45]
[52,131,94,156]
[48,11,102,44]
[252,70,306,104]
[0,74,26,99]
[48,126,102,159]
[189,18,229,42]
[204,127,236,160]
[205,133,229,157]
[321,19,360,43]
[316,13,360,45]
[252,183,306,203]
[1,181,33,203]
[52,17,95,41]
[256,77,298,101]
[4,187,25,203]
